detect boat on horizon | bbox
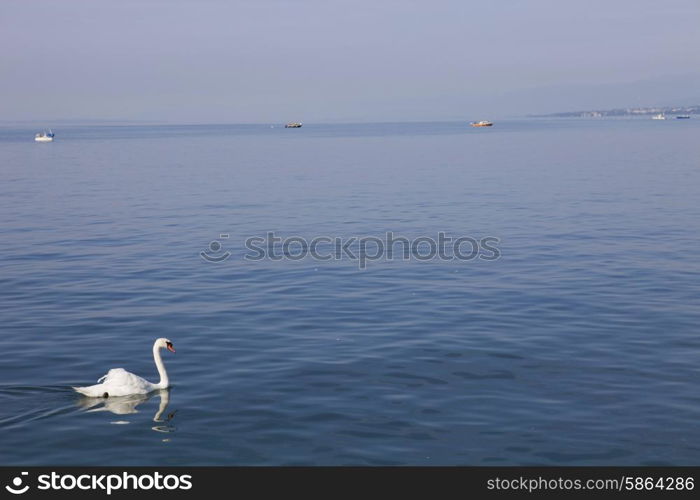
[471,120,493,127]
[651,113,666,120]
[34,129,55,142]
[285,122,303,128]
[675,115,691,119]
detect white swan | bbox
[73,338,175,398]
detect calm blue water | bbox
[1,119,699,465]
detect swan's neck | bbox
[153,345,169,389]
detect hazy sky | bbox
[1,0,699,123]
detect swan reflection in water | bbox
[76,389,176,433]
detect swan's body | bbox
[73,338,175,398]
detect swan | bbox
[73,338,175,398]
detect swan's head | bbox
[156,338,176,353]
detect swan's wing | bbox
[74,368,154,398]
[96,368,154,396]
[98,368,131,384]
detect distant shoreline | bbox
[531,105,699,118]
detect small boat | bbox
[675,115,691,119]
[471,120,493,127]
[35,129,55,142]
[651,114,666,120]
[285,122,303,128]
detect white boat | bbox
[651,114,666,120]
[35,129,55,142]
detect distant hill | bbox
[531,105,700,118]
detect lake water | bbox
[1,119,699,465]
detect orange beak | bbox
[167,343,176,353]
